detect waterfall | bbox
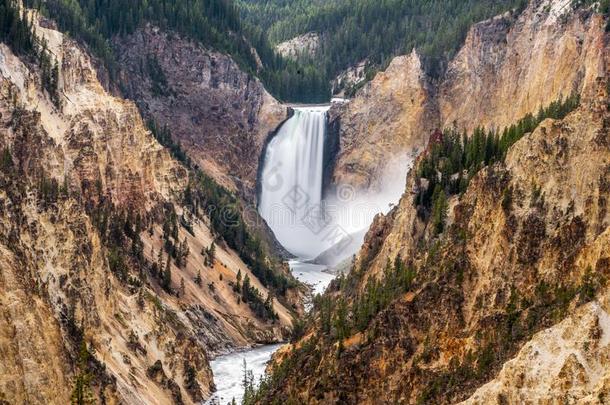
[259,106,329,258]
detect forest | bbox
[22,0,329,102]
[18,0,532,102]
[238,0,528,93]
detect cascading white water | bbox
[258,106,329,258]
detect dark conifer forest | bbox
[18,0,530,102]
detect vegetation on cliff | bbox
[1,0,60,105]
[246,91,605,403]
[416,93,581,225]
[23,0,329,102]
[149,119,295,298]
[238,0,528,93]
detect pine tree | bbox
[431,184,448,235]
[179,277,185,297]
[194,270,202,286]
[208,242,216,264]
[70,341,95,405]
[161,256,172,292]
[235,269,242,292]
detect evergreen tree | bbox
[70,341,95,405]
[161,256,172,292]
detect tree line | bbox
[415,93,581,233]
[238,0,528,92]
[1,0,60,106]
[22,0,329,102]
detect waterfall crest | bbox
[259,106,329,258]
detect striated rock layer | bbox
[330,0,607,194]
[328,50,437,192]
[114,25,288,198]
[439,0,607,132]
[259,0,610,403]
[0,12,295,405]
[261,61,610,405]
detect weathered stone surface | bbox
[114,25,288,198]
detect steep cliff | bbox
[328,0,607,195]
[0,11,296,405]
[328,51,437,191]
[255,64,609,405]
[252,1,610,402]
[439,0,607,132]
[113,25,288,197]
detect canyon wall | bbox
[114,25,288,198]
[329,0,607,194]
[328,50,437,191]
[440,0,606,132]
[0,13,295,405]
[258,0,610,403]
[260,56,609,405]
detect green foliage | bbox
[238,0,527,86]
[146,54,170,97]
[290,316,306,342]
[70,341,95,405]
[23,0,328,102]
[1,0,60,105]
[352,256,415,333]
[241,274,278,321]
[88,199,148,287]
[0,148,13,173]
[184,170,293,296]
[415,94,581,218]
[147,120,191,166]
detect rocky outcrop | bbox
[439,0,607,132]
[276,32,320,60]
[329,50,437,191]
[114,25,287,198]
[329,0,606,195]
[332,59,368,96]
[462,298,610,404]
[257,1,609,401]
[260,67,610,405]
[0,12,296,405]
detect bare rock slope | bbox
[114,25,287,197]
[0,13,295,405]
[330,0,607,194]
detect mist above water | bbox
[258,106,328,258]
[258,105,415,261]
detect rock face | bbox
[439,0,607,132]
[329,0,606,194]
[329,50,437,191]
[261,67,610,405]
[332,59,369,96]
[462,300,610,404]
[258,1,610,403]
[114,25,287,197]
[0,13,295,405]
[276,32,320,60]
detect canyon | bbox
[0,9,298,405]
[329,0,606,194]
[252,0,610,404]
[0,0,608,404]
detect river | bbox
[206,261,335,405]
